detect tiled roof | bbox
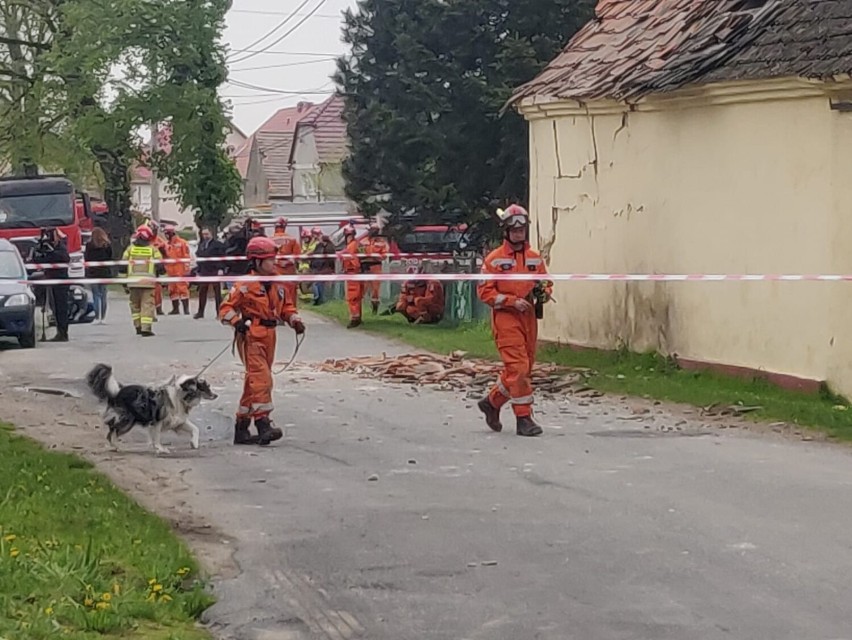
[233,137,252,179]
[703,0,852,83]
[296,94,348,164]
[249,102,316,197]
[256,131,299,199]
[512,0,852,105]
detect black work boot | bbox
[371,301,379,315]
[156,306,164,316]
[168,301,180,315]
[135,326,143,335]
[254,417,283,446]
[347,317,362,329]
[477,397,503,432]
[233,418,258,445]
[516,415,543,437]
[49,330,69,343]
[182,299,190,315]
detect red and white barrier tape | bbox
[26,252,456,270]
[22,273,852,286]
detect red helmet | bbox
[275,217,288,228]
[135,225,155,241]
[164,224,177,234]
[498,204,530,229]
[246,236,278,260]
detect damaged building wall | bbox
[526,86,852,392]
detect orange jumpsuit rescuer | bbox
[340,225,364,328]
[219,236,306,446]
[476,205,552,437]
[364,224,389,314]
[163,225,191,315]
[274,217,300,307]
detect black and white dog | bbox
[86,363,217,454]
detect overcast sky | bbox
[222,0,358,134]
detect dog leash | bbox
[196,321,253,378]
[273,332,305,375]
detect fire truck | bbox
[0,175,93,278]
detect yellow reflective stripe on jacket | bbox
[126,245,157,277]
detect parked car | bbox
[0,238,36,348]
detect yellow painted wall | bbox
[524,82,852,394]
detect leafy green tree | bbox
[149,0,242,232]
[0,0,237,246]
[336,0,594,225]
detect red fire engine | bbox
[0,175,94,278]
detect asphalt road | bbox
[2,300,852,640]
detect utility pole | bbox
[150,121,161,222]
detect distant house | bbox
[237,102,316,208]
[290,95,348,203]
[510,0,852,395]
[131,122,247,228]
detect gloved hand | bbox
[290,317,306,335]
[234,318,250,335]
[513,298,532,313]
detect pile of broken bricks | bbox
[313,351,600,399]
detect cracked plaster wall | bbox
[529,91,852,395]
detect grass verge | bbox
[311,301,852,441]
[0,424,213,640]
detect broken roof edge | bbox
[515,76,852,119]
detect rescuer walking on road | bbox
[219,236,306,446]
[163,225,191,315]
[341,225,364,328]
[476,205,552,437]
[122,225,163,336]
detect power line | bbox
[222,79,335,100]
[230,58,337,73]
[231,9,342,18]
[225,49,339,57]
[229,0,332,65]
[228,0,314,60]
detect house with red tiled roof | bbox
[239,102,316,208]
[289,95,348,203]
[510,0,852,396]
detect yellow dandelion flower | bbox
[112,583,121,596]
[177,566,191,576]
[3,534,16,542]
[159,594,173,603]
[148,578,157,586]
[9,548,19,558]
[44,607,54,615]
[152,584,163,593]
[95,602,110,611]
[83,598,94,607]
[101,593,111,602]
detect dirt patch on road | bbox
[0,385,239,580]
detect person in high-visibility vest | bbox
[146,219,167,316]
[121,225,163,336]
